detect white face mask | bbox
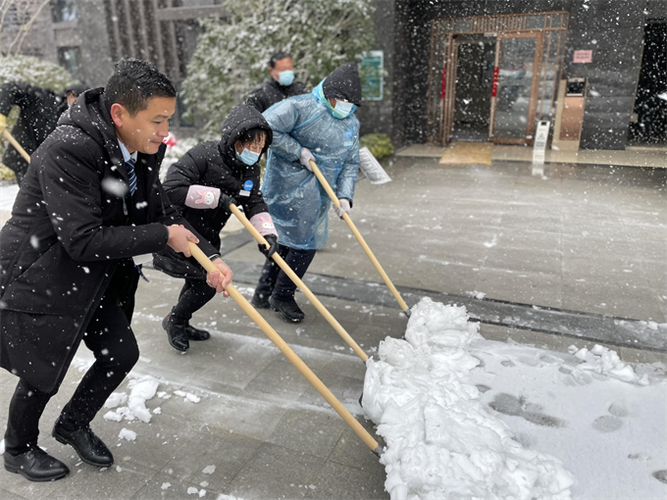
[334,100,354,119]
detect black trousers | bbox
[170,278,217,323]
[255,244,317,301]
[4,262,140,456]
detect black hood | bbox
[322,62,362,106]
[58,87,124,167]
[219,104,273,167]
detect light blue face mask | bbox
[334,99,355,119]
[278,70,295,86]
[237,148,260,166]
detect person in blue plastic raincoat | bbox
[251,62,361,322]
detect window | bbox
[176,83,195,128]
[4,5,31,27]
[51,0,77,22]
[58,47,81,79]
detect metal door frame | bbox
[489,30,544,144]
[426,12,569,146]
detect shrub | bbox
[182,0,375,139]
[0,56,77,181]
[360,133,394,160]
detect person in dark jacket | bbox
[251,62,361,322]
[245,52,307,113]
[155,104,278,352]
[0,59,232,483]
[0,81,87,184]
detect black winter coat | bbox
[154,104,273,280]
[245,77,306,113]
[0,88,217,392]
[0,82,68,182]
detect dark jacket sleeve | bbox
[152,173,219,258]
[162,147,209,206]
[38,135,171,262]
[0,82,35,116]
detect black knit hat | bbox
[322,62,362,107]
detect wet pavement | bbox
[1,157,665,499]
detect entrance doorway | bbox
[452,35,495,141]
[628,20,667,146]
[426,12,568,146]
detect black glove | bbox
[219,192,236,209]
[259,234,278,258]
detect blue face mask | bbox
[278,70,295,86]
[334,100,355,119]
[236,148,260,166]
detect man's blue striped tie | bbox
[125,159,137,195]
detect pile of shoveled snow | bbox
[362,297,574,500]
[567,344,649,385]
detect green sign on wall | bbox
[361,50,384,101]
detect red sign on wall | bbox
[573,50,593,63]
[441,67,447,99]
[491,67,499,97]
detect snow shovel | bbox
[309,160,411,317]
[2,129,31,163]
[226,202,369,362]
[188,241,382,456]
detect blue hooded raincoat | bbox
[261,80,360,250]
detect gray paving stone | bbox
[0,488,29,500]
[1,158,665,500]
[157,430,262,490]
[266,408,347,459]
[227,443,326,500]
[304,460,389,499]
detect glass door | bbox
[490,32,543,144]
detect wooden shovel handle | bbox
[227,204,368,362]
[2,130,31,163]
[308,160,410,316]
[188,242,382,455]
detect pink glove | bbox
[185,185,220,209]
[249,212,278,237]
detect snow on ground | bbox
[0,182,19,211]
[363,298,667,500]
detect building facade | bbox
[1,0,228,133]
[371,0,667,150]
[3,0,666,149]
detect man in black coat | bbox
[0,81,87,184]
[0,59,232,482]
[155,104,278,351]
[245,51,307,113]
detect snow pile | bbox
[187,486,206,497]
[363,297,574,500]
[103,376,159,423]
[568,344,649,385]
[174,390,201,403]
[119,428,137,441]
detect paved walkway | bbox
[397,143,667,168]
[1,156,665,499]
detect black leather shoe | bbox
[52,420,113,467]
[163,314,189,352]
[185,322,210,341]
[268,295,305,322]
[251,292,270,309]
[4,447,69,482]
